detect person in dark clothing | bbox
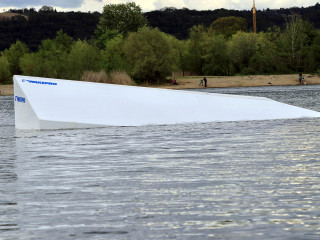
[203,77,207,87]
[299,73,303,84]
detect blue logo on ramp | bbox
[15,96,26,103]
[22,79,57,86]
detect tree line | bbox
[145,3,320,39]
[0,7,100,51]
[2,3,320,51]
[1,3,320,85]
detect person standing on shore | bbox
[199,78,203,86]
[299,73,304,84]
[203,77,207,87]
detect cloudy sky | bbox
[0,0,319,12]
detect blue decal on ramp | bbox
[15,96,26,103]
[22,79,57,86]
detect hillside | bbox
[145,3,320,39]
[0,10,100,51]
[1,3,320,51]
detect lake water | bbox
[1,85,320,239]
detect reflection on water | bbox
[1,86,320,239]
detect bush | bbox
[19,53,43,76]
[3,40,29,75]
[108,71,132,85]
[81,70,132,85]
[65,40,103,80]
[0,55,12,84]
[124,27,175,84]
[81,70,108,83]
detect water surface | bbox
[1,85,320,239]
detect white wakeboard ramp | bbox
[14,75,320,130]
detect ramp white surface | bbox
[14,75,320,130]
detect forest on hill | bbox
[145,3,320,39]
[0,7,100,51]
[1,3,320,85]
[1,3,320,51]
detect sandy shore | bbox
[160,74,320,89]
[0,85,14,96]
[1,74,319,95]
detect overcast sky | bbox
[1,0,319,12]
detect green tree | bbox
[3,40,29,75]
[37,42,68,78]
[263,26,292,73]
[306,31,320,72]
[202,35,230,75]
[209,16,247,39]
[20,30,74,78]
[95,29,121,49]
[53,30,74,52]
[0,55,11,84]
[38,30,74,78]
[96,2,148,47]
[65,40,103,80]
[171,38,188,76]
[20,53,42,76]
[185,25,207,75]
[102,34,129,72]
[124,27,175,84]
[20,40,103,80]
[247,32,279,74]
[281,15,310,70]
[228,32,258,74]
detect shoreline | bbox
[0,84,14,96]
[159,74,320,89]
[1,74,319,96]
